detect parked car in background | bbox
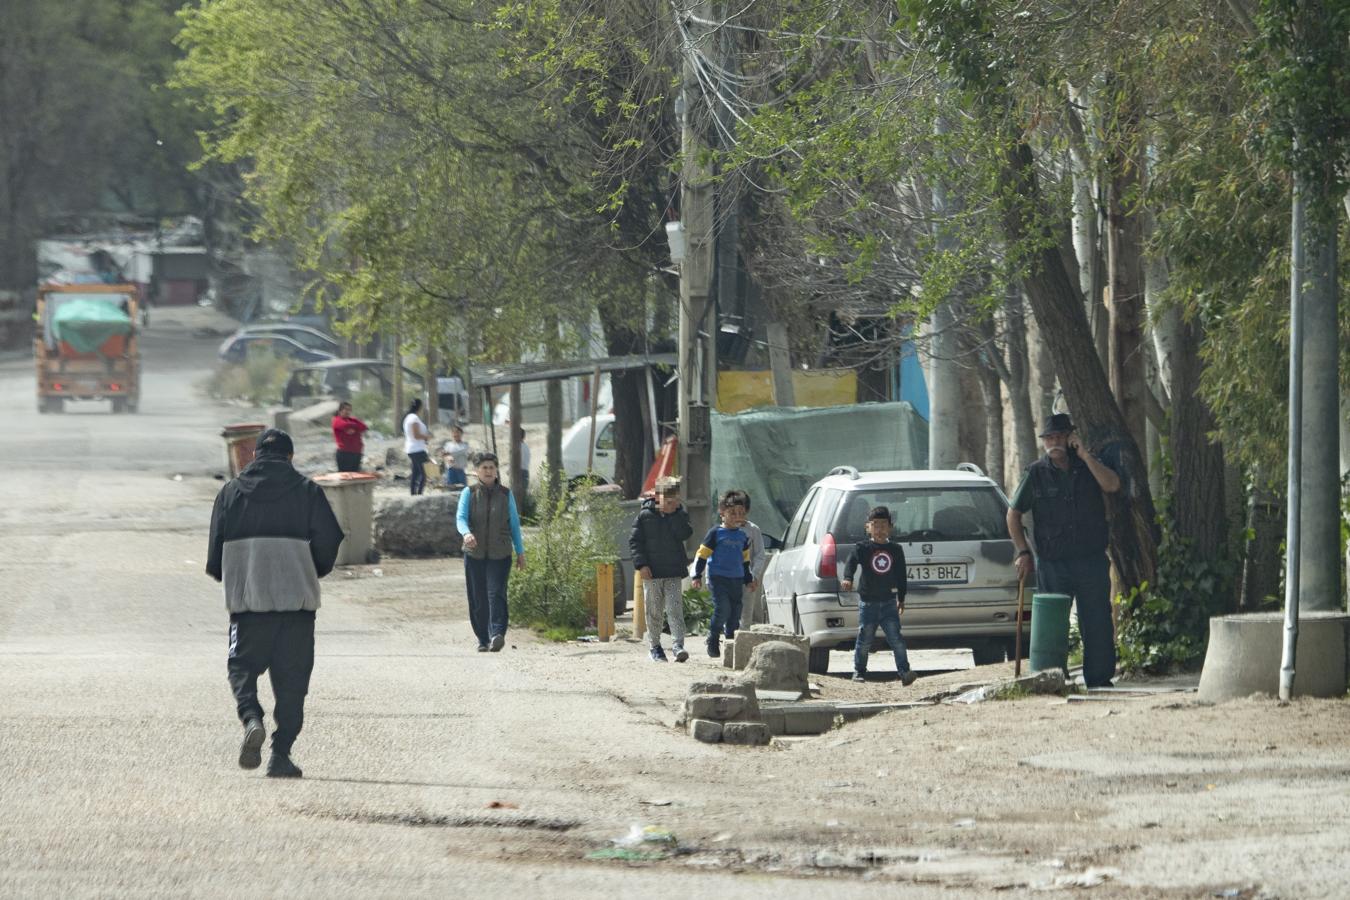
[561,412,616,485]
[760,464,1026,674]
[217,332,336,365]
[281,358,428,411]
[234,322,341,355]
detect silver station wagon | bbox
[761,465,1029,674]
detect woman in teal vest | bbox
[455,453,526,652]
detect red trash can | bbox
[221,422,267,478]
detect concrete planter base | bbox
[1197,612,1350,702]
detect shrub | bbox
[203,347,290,407]
[682,586,713,635]
[511,469,626,636]
[350,388,394,434]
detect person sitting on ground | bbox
[690,491,756,659]
[441,425,470,487]
[331,401,367,473]
[629,476,694,663]
[841,506,916,686]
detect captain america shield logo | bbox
[870,552,893,574]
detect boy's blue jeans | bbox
[854,598,911,676]
[707,575,744,645]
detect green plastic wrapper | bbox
[51,298,132,354]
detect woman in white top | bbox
[402,398,432,495]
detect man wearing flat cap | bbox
[206,429,344,777]
[1006,413,1122,687]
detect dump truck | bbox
[34,283,141,413]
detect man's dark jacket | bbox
[628,498,693,579]
[206,456,344,613]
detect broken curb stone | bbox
[688,718,724,743]
[732,627,809,670]
[721,721,772,746]
[743,640,810,694]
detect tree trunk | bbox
[1004,289,1038,477]
[977,356,1005,489]
[1169,317,1227,566]
[599,304,647,498]
[1105,129,1149,458]
[999,139,1158,590]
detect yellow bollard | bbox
[633,569,646,638]
[596,562,615,642]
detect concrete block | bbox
[781,707,837,735]
[743,641,810,694]
[759,711,787,735]
[733,628,809,670]
[722,640,734,668]
[721,721,772,746]
[687,678,756,700]
[688,719,723,743]
[1198,612,1350,702]
[684,693,752,722]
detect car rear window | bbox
[830,486,1009,544]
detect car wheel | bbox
[971,640,1006,666]
[808,646,831,675]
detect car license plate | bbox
[907,563,968,585]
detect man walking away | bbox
[1007,413,1122,688]
[206,429,344,778]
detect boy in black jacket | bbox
[628,476,694,662]
[841,506,917,686]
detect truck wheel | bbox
[808,646,831,675]
[44,396,63,414]
[111,398,127,414]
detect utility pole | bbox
[675,0,717,537]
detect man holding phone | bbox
[1006,413,1122,687]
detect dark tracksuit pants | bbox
[227,611,315,756]
[465,555,511,646]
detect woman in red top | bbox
[331,401,368,472]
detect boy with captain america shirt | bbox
[841,506,917,686]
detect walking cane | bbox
[1014,572,1027,677]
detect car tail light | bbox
[816,533,837,579]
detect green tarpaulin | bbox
[711,402,929,540]
[50,299,132,354]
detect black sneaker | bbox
[477,644,489,652]
[238,718,265,770]
[851,672,866,683]
[900,670,918,686]
[489,634,505,652]
[706,641,720,658]
[649,646,668,662]
[673,648,689,663]
[265,752,303,779]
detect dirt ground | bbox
[2,307,1348,899]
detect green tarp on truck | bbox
[49,298,133,354]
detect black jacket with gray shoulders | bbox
[206,456,344,613]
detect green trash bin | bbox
[1029,593,1073,674]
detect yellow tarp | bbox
[716,369,857,413]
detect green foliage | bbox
[1117,454,1233,673]
[510,470,624,633]
[204,348,290,406]
[350,389,393,436]
[682,587,713,636]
